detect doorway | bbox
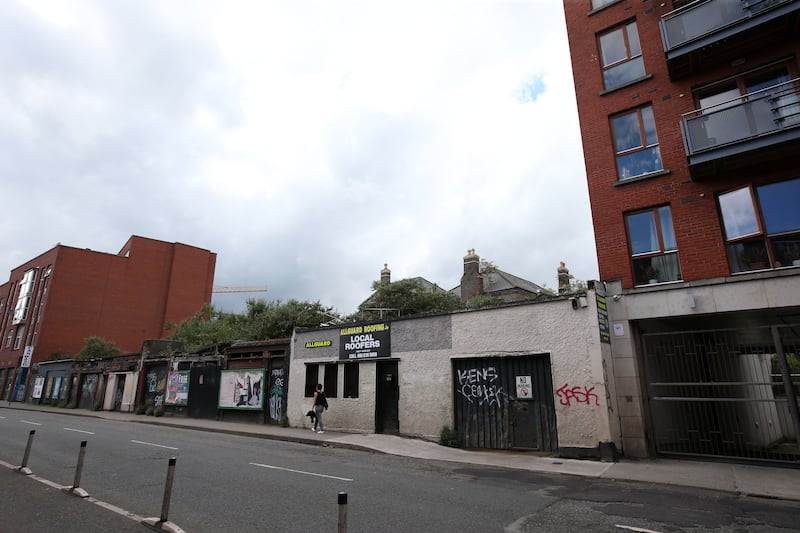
[376,361,399,434]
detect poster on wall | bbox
[218,369,265,410]
[165,371,190,406]
[596,294,610,344]
[32,376,45,399]
[339,322,391,361]
[52,376,62,400]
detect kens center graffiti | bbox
[456,366,505,407]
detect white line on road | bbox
[250,462,353,481]
[615,525,662,533]
[131,440,178,450]
[21,420,42,426]
[64,428,95,435]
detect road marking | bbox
[131,440,178,450]
[250,462,353,481]
[616,526,662,533]
[21,420,42,426]
[65,427,95,435]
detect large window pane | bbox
[757,178,800,235]
[612,111,642,152]
[658,206,676,250]
[719,187,759,239]
[616,146,662,180]
[600,21,645,91]
[599,28,626,66]
[627,211,659,255]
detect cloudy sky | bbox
[1,0,597,315]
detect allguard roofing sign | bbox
[339,322,391,361]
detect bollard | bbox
[64,441,90,498]
[17,430,35,475]
[338,492,348,533]
[142,457,185,533]
[160,457,177,523]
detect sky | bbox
[1,0,597,315]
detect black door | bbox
[188,367,220,419]
[376,361,399,434]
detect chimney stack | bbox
[557,261,571,294]
[460,249,483,300]
[380,263,391,284]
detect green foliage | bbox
[146,406,155,416]
[75,336,121,360]
[167,300,345,351]
[357,279,464,321]
[465,294,505,308]
[439,426,463,448]
[154,407,164,417]
[280,415,289,427]
[135,404,147,415]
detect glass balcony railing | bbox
[661,0,793,51]
[681,78,800,155]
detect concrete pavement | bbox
[2,402,798,502]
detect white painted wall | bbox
[288,291,618,451]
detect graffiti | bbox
[269,369,284,421]
[147,370,159,393]
[154,393,164,408]
[457,366,505,407]
[556,383,600,407]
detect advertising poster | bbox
[52,376,62,400]
[32,376,45,399]
[218,369,264,410]
[165,371,190,406]
[339,322,391,361]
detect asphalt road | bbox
[0,411,798,532]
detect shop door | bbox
[376,361,399,434]
[188,367,220,419]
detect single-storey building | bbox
[289,288,621,458]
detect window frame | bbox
[323,363,338,398]
[343,363,359,399]
[625,205,682,286]
[718,178,800,272]
[598,20,645,91]
[611,104,663,181]
[304,364,319,398]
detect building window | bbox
[718,178,800,272]
[324,363,338,398]
[14,325,25,350]
[599,21,645,91]
[626,206,682,285]
[343,364,359,399]
[6,330,13,348]
[304,364,319,397]
[12,269,36,325]
[592,0,619,9]
[612,105,663,180]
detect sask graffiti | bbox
[269,368,284,422]
[457,366,505,407]
[556,383,599,407]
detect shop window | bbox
[626,205,682,285]
[718,178,800,272]
[304,364,319,397]
[598,21,645,91]
[343,364,359,399]
[612,105,663,180]
[324,363,338,398]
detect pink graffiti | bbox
[556,383,599,407]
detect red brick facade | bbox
[0,236,216,371]
[563,0,800,287]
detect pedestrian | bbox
[311,383,328,434]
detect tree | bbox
[356,279,464,321]
[75,336,122,360]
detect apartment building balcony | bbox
[681,78,800,179]
[660,0,800,80]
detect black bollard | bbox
[160,457,177,523]
[18,430,35,475]
[64,441,90,497]
[338,492,348,533]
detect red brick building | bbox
[564,0,800,463]
[0,236,216,401]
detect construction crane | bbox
[212,286,268,294]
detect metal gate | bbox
[642,325,800,464]
[453,355,557,451]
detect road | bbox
[0,410,798,532]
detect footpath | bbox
[2,402,798,502]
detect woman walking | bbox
[311,384,328,433]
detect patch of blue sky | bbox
[514,75,546,103]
